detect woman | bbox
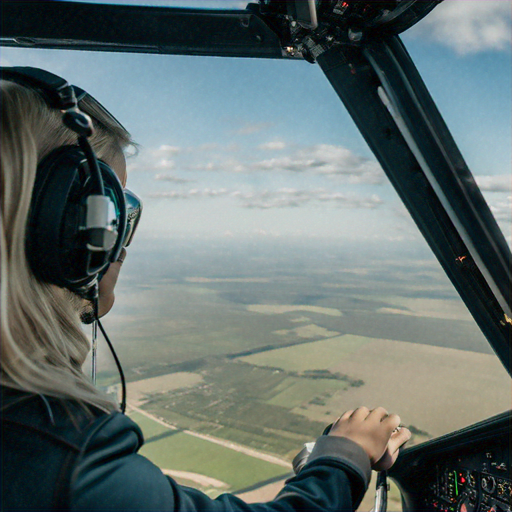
[1,67,410,511]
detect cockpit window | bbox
[403,3,511,249]
[3,1,510,509]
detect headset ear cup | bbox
[3,67,124,299]
[26,146,110,292]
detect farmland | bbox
[94,237,511,509]
[239,334,511,438]
[128,410,291,495]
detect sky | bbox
[1,0,511,246]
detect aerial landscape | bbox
[93,236,511,510]
[2,1,510,509]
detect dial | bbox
[482,475,496,494]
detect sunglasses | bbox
[123,188,142,248]
[90,166,142,282]
[102,174,143,253]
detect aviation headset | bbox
[1,66,134,300]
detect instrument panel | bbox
[424,445,511,512]
[388,412,511,512]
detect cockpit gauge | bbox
[482,475,497,494]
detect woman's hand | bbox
[372,425,411,471]
[328,406,411,471]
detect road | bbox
[128,403,292,469]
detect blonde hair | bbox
[1,80,133,412]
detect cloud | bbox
[190,143,384,184]
[149,187,383,210]
[156,145,181,156]
[128,140,382,184]
[202,188,230,197]
[164,188,384,210]
[154,173,194,184]
[155,159,176,171]
[149,146,181,171]
[318,192,384,208]
[233,189,312,208]
[150,188,230,199]
[251,144,385,184]
[259,140,287,151]
[475,175,512,193]
[149,190,189,199]
[412,1,512,55]
[188,158,248,173]
[490,195,512,223]
[233,188,384,209]
[128,144,182,173]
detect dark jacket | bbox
[1,387,371,511]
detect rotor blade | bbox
[0,0,287,59]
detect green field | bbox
[129,411,172,439]
[102,282,341,381]
[239,334,372,372]
[140,360,330,458]
[266,376,347,408]
[128,411,290,493]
